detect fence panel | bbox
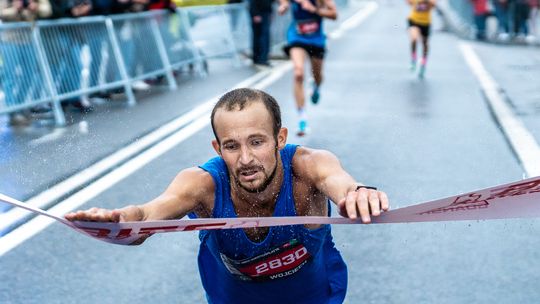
[223,3,252,53]
[448,0,474,24]
[0,23,52,114]
[156,10,201,69]
[39,17,129,102]
[183,5,243,60]
[111,13,168,82]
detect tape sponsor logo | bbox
[418,179,540,216]
[417,194,489,215]
[79,222,228,240]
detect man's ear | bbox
[212,140,221,156]
[277,127,288,150]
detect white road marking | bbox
[329,1,378,39]
[0,3,376,256]
[459,42,540,177]
[29,128,67,146]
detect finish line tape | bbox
[1,176,540,245]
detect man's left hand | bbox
[337,187,389,223]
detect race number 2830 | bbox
[255,246,308,274]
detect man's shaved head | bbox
[211,88,282,143]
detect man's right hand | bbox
[65,205,144,223]
[65,205,150,245]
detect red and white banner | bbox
[1,176,540,245]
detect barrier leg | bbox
[150,18,177,91]
[105,18,136,106]
[32,27,66,127]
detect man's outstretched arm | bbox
[64,167,214,236]
[298,148,389,223]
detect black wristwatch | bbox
[355,185,378,191]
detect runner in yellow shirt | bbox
[407,0,436,78]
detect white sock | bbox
[298,108,307,121]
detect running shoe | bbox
[297,120,307,137]
[310,87,320,105]
[418,64,426,79]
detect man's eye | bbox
[252,140,263,146]
[224,144,237,150]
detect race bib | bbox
[220,239,312,282]
[296,20,320,35]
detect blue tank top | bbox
[190,144,347,304]
[287,0,326,48]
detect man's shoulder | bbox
[292,146,333,161]
[291,146,336,175]
[176,167,215,194]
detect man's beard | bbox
[235,149,279,194]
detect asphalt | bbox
[1,1,540,303]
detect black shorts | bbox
[283,43,326,59]
[408,19,431,37]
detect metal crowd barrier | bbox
[448,0,474,22]
[0,3,251,127]
[439,0,476,37]
[184,4,249,65]
[0,1,351,127]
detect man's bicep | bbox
[308,150,356,202]
[141,167,214,220]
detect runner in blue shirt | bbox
[279,0,337,136]
[66,88,389,304]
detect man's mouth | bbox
[239,168,260,180]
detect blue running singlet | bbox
[286,0,326,48]
[189,144,347,304]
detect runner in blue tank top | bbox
[279,0,338,136]
[66,88,390,303]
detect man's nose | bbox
[239,147,254,165]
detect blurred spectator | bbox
[471,0,490,40]
[0,0,52,126]
[530,0,539,39]
[113,0,150,13]
[92,0,114,15]
[228,0,243,31]
[249,0,273,67]
[148,0,180,83]
[493,0,510,39]
[88,0,115,92]
[113,0,152,91]
[47,0,94,111]
[513,0,530,37]
[148,0,176,11]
